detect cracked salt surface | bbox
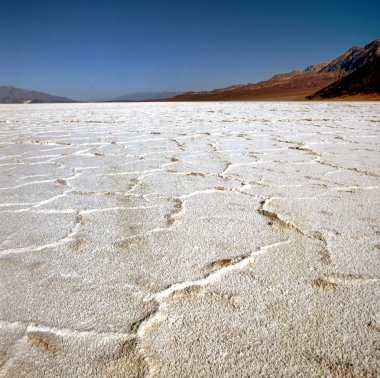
[0,102,379,377]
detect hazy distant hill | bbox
[170,39,380,101]
[112,91,184,101]
[0,86,75,104]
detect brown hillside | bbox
[172,72,341,101]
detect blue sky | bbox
[1,0,379,100]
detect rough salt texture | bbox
[0,102,379,377]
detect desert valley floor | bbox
[0,102,379,377]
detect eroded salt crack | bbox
[0,102,379,377]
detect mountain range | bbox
[1,38,378,103]
[170,38,380,101]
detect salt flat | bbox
[0,102,379,377]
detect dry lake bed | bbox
[0,102,379,377]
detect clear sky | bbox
[1,0,379,100]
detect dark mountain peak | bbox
[318,38,380,74]
[364,38,380,48]
[307,55,380,99]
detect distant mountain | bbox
[0,86,75,104]
[112,91,184,101]
[170,39,380,101]
[303,63,329,73]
